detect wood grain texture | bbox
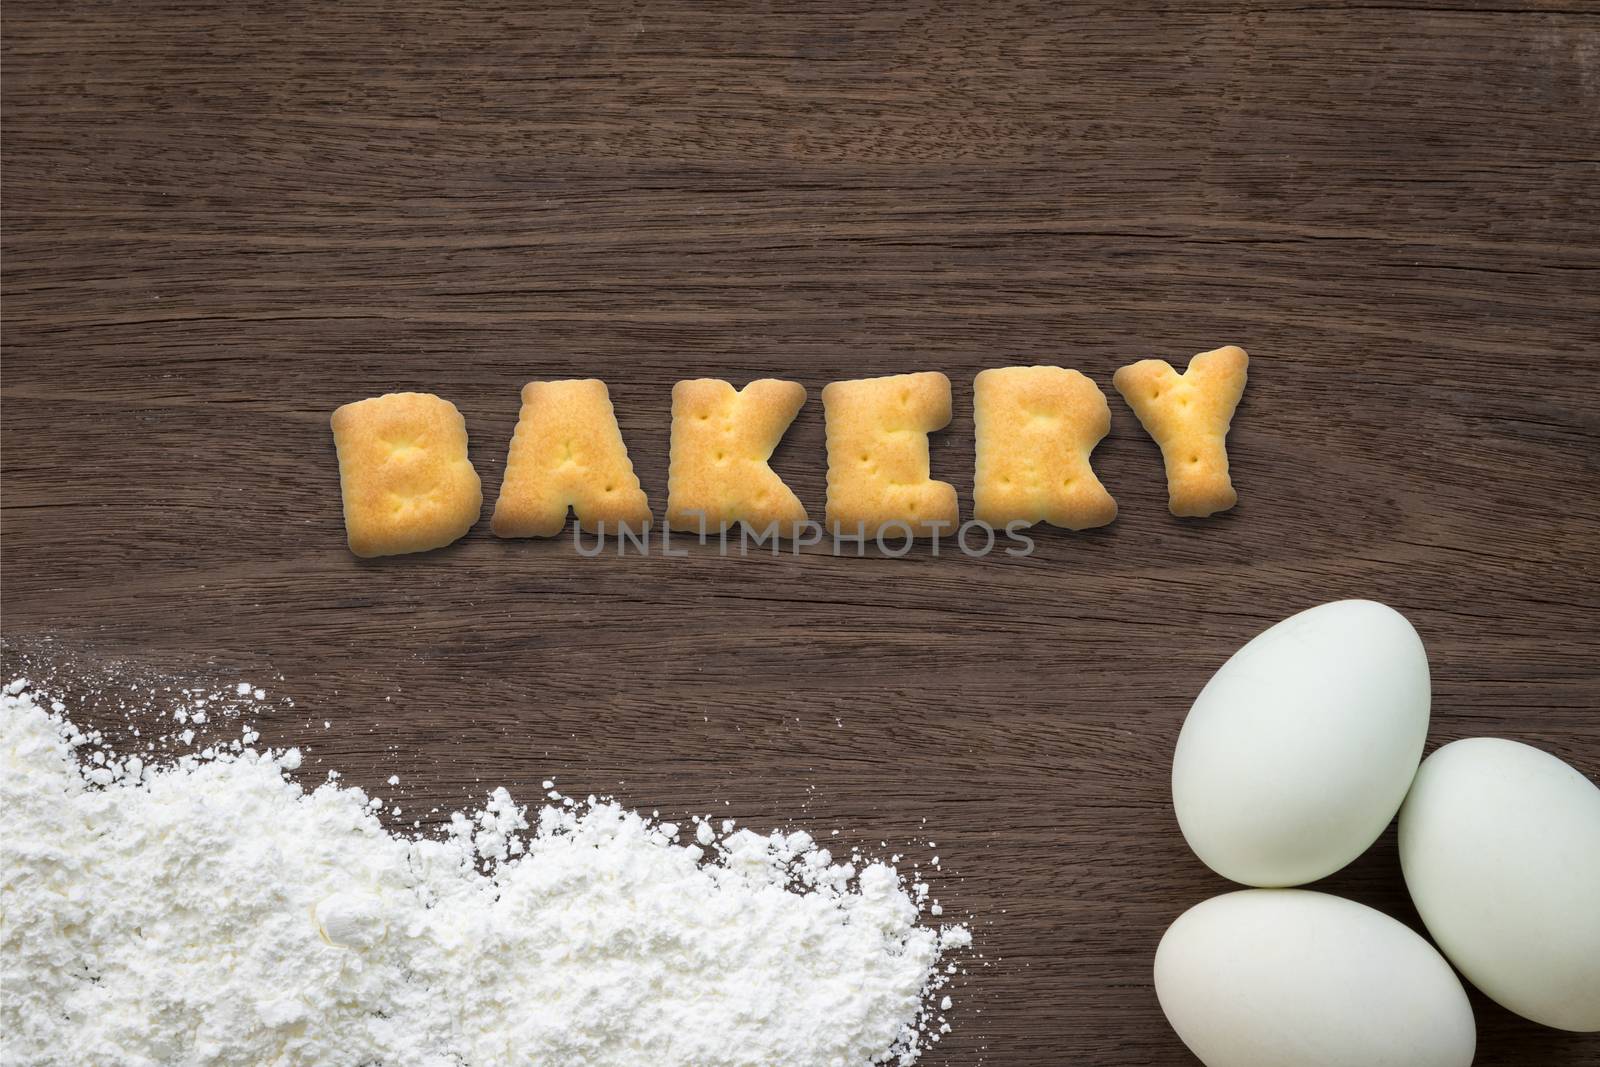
[3,1,1599,1063]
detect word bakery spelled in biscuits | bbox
[329,347,1249,557]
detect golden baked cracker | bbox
[667,378,809,539]
[973,366,1117,531]
[1113,345,1249,517]
[490,379,652,538]
[330,392,483,558]
[822,372,959,539]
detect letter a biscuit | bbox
[1114,345,1249,517]
[667,378,808,539]
[491,379,651,537]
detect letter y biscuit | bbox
[1114,345,1249,517]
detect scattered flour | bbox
[0,682,969,1067]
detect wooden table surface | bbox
[4,2,1598,1064]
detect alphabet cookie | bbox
[330,392,483,558]
[973,366,1117,531]
[491,379,651,537]
[1114,345,1249,517]
[822,372,959,539]
[667,378,808,539]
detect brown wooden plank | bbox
[3,2,1598,1063]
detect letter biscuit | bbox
[973,366,1117,531]
[1113,345,1249,517]
[822,372,959,539]
[491,379,651,538]
[330,392,483,558]
[667,378,808,539]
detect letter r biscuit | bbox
[973,366,1117,531]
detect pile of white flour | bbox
[1,681,969,1067]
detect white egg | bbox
[1172,600,1430,886]
[1155,890,1475,1067]
[1399,738,1600,1032]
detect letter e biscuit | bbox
[822,372,959,539]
